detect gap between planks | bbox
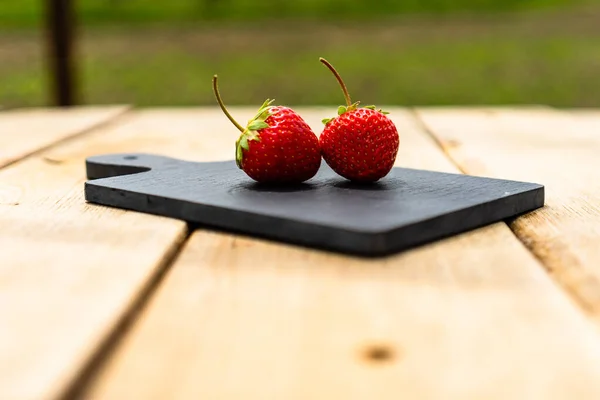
[412,106,600,325]
[59,225,192,400]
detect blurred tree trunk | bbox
[45,0,77,106]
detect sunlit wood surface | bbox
[2,105,600,400]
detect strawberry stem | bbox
[319,57,352,107]
[212,74,244,133]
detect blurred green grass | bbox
[0,0,591,27]
[1,1,599,108]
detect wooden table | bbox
[2,105,600,400]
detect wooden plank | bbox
[414,107,600,319]
[0,107,243,400]
[84,108,600,400]
[0,106,128,168]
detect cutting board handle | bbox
[85,153,181,180]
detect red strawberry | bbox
[318,58,399,182]
[212,75,321,184]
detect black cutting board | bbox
[84,153,544,257]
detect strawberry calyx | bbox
[321,101,359,125]
[319,57,390,126]
[321,103,390,126]
[338,101,360,115]
[235,98,275,168]
[212,74,278,170]
[364,104,390,115]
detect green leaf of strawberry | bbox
[239,135,250,150]
[213,75,274,169]
[247,120,269,131]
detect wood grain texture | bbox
[0,108,245,400]
[85,108,600,400]
[0,105,129,168]
[414,107,600,319]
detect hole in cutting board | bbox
[123,155,138,160]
